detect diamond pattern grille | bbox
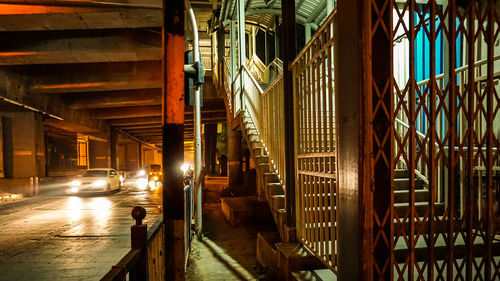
[368,0,500,279]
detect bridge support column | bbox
[227,127,242,185]
[0,111,45,178]
[162,0,185,279]
[109,129,118,170]
[89,136,109,169]
[204,124,217,175]
[335,0,392,280]
[125,142,140,171]
[281,0,297,233]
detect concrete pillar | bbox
[204,124,217,175]
[227,127,242,185]
[125,143,139,171]
[282,0,297,229]
[162,0,186,278]
[118,145,126,170]
[110,130,118,170]
[89,139,109,168]
[0,111,45,178]
[138,143,143,168]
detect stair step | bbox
[292,269,337,281]
[394,202,445,218]
[394,231,500,263]
[255,155,269,164]
[271,194,285,209]
[394,178,426,190]
[394,169,410,178]
[394,189,429,203]
[268,183,284,195]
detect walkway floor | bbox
[186,179,276,281]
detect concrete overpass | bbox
[0,1,225,183]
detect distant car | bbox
[67,168,122,194]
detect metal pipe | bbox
[185,0,203,238]
[0,96,63,120]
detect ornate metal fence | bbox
[291,10,337,272]
[367,0,500,279]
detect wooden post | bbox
[281,0,297,233]
[162,0,185,279]
[130,206,148,281]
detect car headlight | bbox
[153,176,159,181]
[70,180,81,187]
[70,187,79,193]
[138,178,148,190]
[93,180,107,187]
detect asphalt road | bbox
[0,179,162,281]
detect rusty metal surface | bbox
[368,0,500,279]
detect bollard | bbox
[130,206,148,281]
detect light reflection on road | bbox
[66,197,82,222]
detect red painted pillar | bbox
[162,0,185,279]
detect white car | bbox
[67,168,123,194]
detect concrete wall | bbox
[0,111,45,178]
[125,142,139,171]
[89,139,109,168]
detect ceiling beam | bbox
[94,106,226,119]
[26,61,162,94]
[0,8,161,31]
[0,30,161,65]
[67,89,161,109]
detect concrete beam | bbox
[95,106,226,119]
[26,61,162,94]
[0,8,161,31]
[67,89,161,109]
[108,116,161,126]
[0,30,161,65]
[0,69,106,133]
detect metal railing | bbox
[260,77,286,184]
[100,207,164,281]
[101,180,194,281]
[291,10,337,272]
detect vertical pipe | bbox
[217,25,225,89]
[264,29,269,65]
[162,0,185,279]
[237,0,246,110]
[281,0,297,232]
[230,20,237,81]
[274,16,280,59]
[185,0,202,240]
[305,23,311,43]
